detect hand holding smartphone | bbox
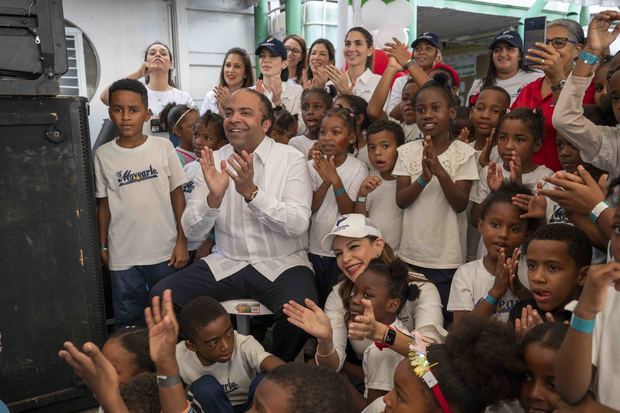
[524,16,547,66]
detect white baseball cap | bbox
[320,214,383,251]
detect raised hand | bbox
[487,161,505,192]
[515,305,555,337]
[384,37,410,68]
[348,298,381,341]
[585,11,620,54]
[478,129,495,168]
[540,166,606,215]
[270,77,283,106]
[526,42,565,85]
[509,154,523,184]
[358,176,382,197]
[199,148,229,208]
[213,85,230,106]
[311,66,329,89]
[312,151,339,185]
[456,127,470,143]
[144,289,179,367]
[255,79,265,94]
[513,181,547,220]
[283,298,333,341]
[423,136,444,178]
[575,263,620,319]
[136,61,153,79]
[59,341,128,412]
[224,151,257,201]
[325,65,351,95]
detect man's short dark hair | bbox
[179,296,228,342]
[108,78,149,108]
[265,363,355,413]
[237,88,274,124]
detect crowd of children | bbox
[57,9,620,413]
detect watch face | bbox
[385,328,397,345]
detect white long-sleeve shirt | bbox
[181,137,313,281]
[552,73,619,179]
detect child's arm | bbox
[100,62,152,106]
[312,181,331,214]
[169,186,189,269]
[97,197,110,268]
[367,57,400,121]
[146,289,192,413]
[395,175,426,209]
[353,176,382,215]
[58,341,130,413]
[567,212,611,252]
[312,153,356,214]
[384,38,431,88]
[472,249,519,319]
[425,140,472,213]
[259,355,285,372]
[555,262,620,404]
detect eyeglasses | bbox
[286,47,302,55]
[545,37,577,49]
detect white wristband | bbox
[590,201,610,223]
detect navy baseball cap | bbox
[256,36,287,60]
[489,30,523,50]
[411,32,441,50]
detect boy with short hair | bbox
[354,120,405,252]
[94,78,188,328]
[177,297,284,413]
[509,223,592,325]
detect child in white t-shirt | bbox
[177,297,284,413]
[94,79,188,328]
[334,94,372,169]
[349,259,417,411]
[289,88,332,158]
[448,183,534,324]
[354,120,405,251]
[309,108,368,305]
[393,76,479,322]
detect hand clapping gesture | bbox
[225,151,257,201]
[312,150,340,186]
[199,148,230,208]
[358,176,383,197]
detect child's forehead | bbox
[499,117,532,134]
[367,130,397,143]
[527,238,570,258]
[110,90,147,108]
[196,315,233,339]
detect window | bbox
[60,23,100,100]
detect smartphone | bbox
[523,16,547,66]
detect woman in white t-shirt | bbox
[325,27,382,103]
[466,30,543,106]
[100,42,194,140]
[200,47,254,116]
[283,214,445,374]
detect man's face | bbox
[222,89,271,152]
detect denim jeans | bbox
[189,372,265,413]
[110,261,177,327]
[308,253,341,307]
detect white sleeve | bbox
[200,91,220,115]
[346,164,369,199]
[447,266,476,312]
[181,171,218,242]
[165,140,188,190]
[247,152,312,237]
[94,150,108,198]
[466,78,483,104]
[408,281,446,343]
[324,288,347,372]
[239,334,271,372]
[470,166,489,204]
[386,76,405,114]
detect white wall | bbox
[63,0,173,142]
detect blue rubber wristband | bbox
[334,187,346,197]
[417,175,428,188]
[579,50,600,65]
[484,293,498,306]
[570,313,595,334]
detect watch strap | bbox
[403,59,416,70]
[579,51,600,65]
[156,374,182,388]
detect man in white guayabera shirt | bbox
[150,88,317,361]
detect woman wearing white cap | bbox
[283,214,445,374]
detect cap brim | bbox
[489,39,521,50]
[411,38,440,50]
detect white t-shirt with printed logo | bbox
[94,136,187,270]
[447,258,519,322]
[309,155,369,256]
[176,331,271,407]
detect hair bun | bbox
[407,284,421,302]
[432,71,451,87]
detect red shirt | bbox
[512,76,595,171]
